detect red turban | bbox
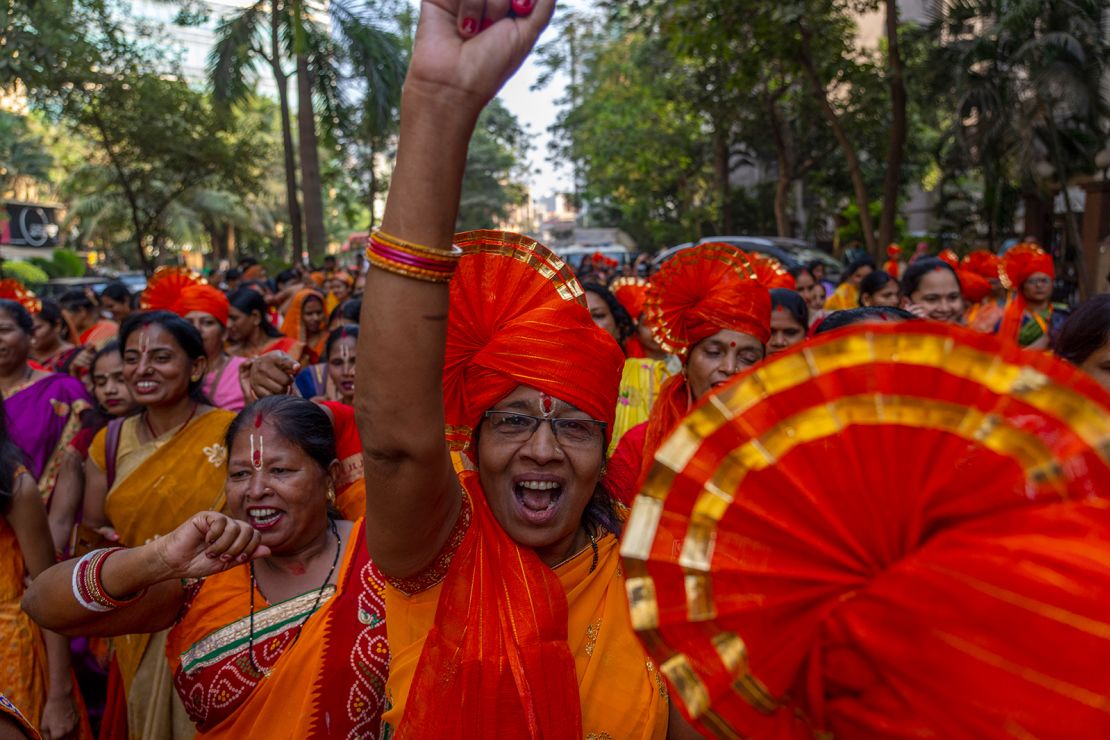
[957,269,992,304]
[638,243,771,488]
[644,243,771,356]
[179,285,229,326]
[141,267,228,325]
[937,248,960,269]
[960,250,1001,280]
[444,230,625,453]
[1003,243,1054,289]
[886,243,902,257]
[0,278,42,314]
[611,277,650,320]
[747,254,795,290]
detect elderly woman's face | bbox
[686,329,764,400]
[226,420,334,554]
[477,385,606,567]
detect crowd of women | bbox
[3,1,1110,738]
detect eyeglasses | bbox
[1025,277,1052,286]
[483,411,606,448]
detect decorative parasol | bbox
[0,279,42,314]
[622,322,1110,737]
[140,266,205,312]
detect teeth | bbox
[136,382,157,391]
[519,481,560,491]
[249,508,280,520]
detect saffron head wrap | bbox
[444,230,625,453]
[0,279,42,314]
[937,248,960,269]
[747,254,795,290]
[280,288,326,341]
[960,250,1001,281]
[610,276,650,320]
[957,269,992,304]
[141,267,228,325]
[644,243,772,358]
[1002,243,1055,289]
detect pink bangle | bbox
[368,239,457,273]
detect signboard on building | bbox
[1,201,60,249]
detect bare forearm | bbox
[22,543,182,636]
[43,629,73,697]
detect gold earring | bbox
[326,483,336,505]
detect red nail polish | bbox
[512,0,532,12]
[461,16,477,34]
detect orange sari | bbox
[165,520,388,738]
[382,473,668,738]
[0,471,47,729]
[78,319,118,348]
[279,289,326,363]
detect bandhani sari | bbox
[4,373,91,500]
[165,520,389,738]
[0,469,47,729]
[89,409,233,739]
[382,473,668,738]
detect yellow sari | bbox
[89,409,233,740]
[383,511,669,738]
[612,357,673,454]
[823,282,859,311]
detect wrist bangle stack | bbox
[365,229,462,283]
[72,547,146,612]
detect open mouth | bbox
[512,479,564,525]
[135,380,160,394]
[246,506,284,530]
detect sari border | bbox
[179,585,336,674]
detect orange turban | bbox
[444,230,625,452]
[1002,243,1054,289]
[644,243,772,356]
[178,285,229,326]
[886,243,902,257]
[960,250,1001,280]
[611,276,649,320]
[748,254,795,290]
[957,269,992,304]
[937,248,960,269]
[638,243,771,488]
[0,279,42,314]
[141,267,228,325]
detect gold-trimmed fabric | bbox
[621,321,1110,737]
[442,229,624,454]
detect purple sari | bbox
[4,373,92,499]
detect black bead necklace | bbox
[246,517,341,676]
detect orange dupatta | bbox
[395,472,581,738]
[280,289,326,360]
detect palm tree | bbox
[935,0,1108,287]
[210,0,406,263]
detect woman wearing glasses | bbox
[998,243,1070,349]
[350,1,693,735]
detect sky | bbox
[496,3,584,201]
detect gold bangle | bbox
[366,252,455,284]
[372,229,462,260]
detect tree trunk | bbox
[271,1,303,263]
[293,3,326,264]
[765,94,793,237]
[797,24,877,255]
[878,0,907,258]
[713,123,732,234]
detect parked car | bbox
[40,272,147,300]
[654,236,842,283]
[554,245,634,270]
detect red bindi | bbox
[254,413,264,429]
[729,341,737,348]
